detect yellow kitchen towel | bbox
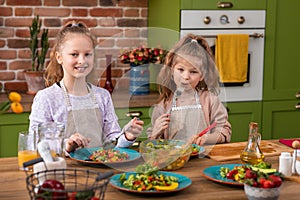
[215,34,249,83]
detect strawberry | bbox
[269,174,282,187]
[245,169,257,179]
[258,177,267,187]
[252,181,258,187]
[263,180,275,188]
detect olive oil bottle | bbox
[240,122,264,165]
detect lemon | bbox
[8,92,22,103]
[11,102,23,114]
[154,182,179,191]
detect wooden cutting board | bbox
[207,140,294,162]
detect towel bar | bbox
[201,33,264,38]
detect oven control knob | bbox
[220,15,229,24]
[238,16,245,24]
[203,16,211,24]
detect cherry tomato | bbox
[37,179,67,200]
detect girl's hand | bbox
[124,117,144,141]
[191,134,208,146]
[150,114,170,139]
[65,133,91,152]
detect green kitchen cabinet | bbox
[262,100,300,139]
[0,112,30,157]
[226,102,262,142]
[262,0,300,136]
[263,0,300,101]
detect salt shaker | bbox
[279,152,292,176]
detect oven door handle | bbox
[217,2,233,8]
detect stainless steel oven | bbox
[180,10,266,102]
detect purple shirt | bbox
[29,83,134,147]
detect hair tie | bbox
[66,22,85,28]
[191,39,198,43]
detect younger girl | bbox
[29,21,144,152]
[147,34,231,145]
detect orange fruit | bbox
[8,92,22,103]
[11,102,23,114]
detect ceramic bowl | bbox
[244,184,281,200]
[139,139,192,171]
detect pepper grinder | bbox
[292,140,300,174]
[103,54,114,94]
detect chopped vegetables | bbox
[119,164,179,191]
[89,149,129,162]
[219,161,276,184]
[220,165,249,183]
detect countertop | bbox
[0,90,160,113]
[0,140,299,200]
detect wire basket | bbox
[25,161,113,200]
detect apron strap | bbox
[60,81,99,111]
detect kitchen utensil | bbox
[37,140,54,163]
[24,158,113,200]
[139,139,192,170]
[177,122,217,154]
[103,118,138,150]
[197,122,217,137]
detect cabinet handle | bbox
[217,2,233,8]
[126,111,143,118]
[296,92,300,98]
[295,103,300,109]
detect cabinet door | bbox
[0,113,30,157]
[181,0,266,10]
[115,107,152,141]
[262,100,300,139]
[226,102,262,142]
[264,0,300,100]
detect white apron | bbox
[61,81,104,148]
[169,90,208,142]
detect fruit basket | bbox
[24,159,113,200]
[139,139,192,171]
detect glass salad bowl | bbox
[139,139,192,171]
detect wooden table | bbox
[0,141,299,200]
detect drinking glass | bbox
[38,122,65,157]
[18,131,38,171]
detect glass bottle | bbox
[103,54,114,94]
[240,122,264,165]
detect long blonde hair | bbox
[44,21,97,87]
[157,33,220,103]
